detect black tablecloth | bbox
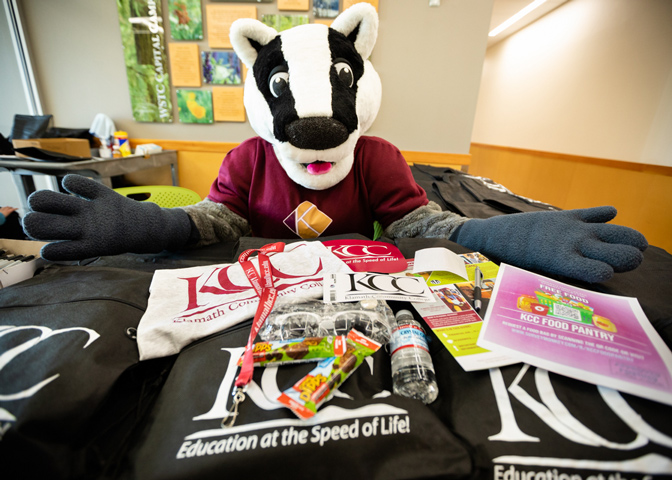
[1,235,671,480]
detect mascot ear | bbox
[331,3,379,60]
[230,18,279,69]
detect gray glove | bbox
[23,174,193,261]
[450,206,648,283]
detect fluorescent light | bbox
[489,0,548,37]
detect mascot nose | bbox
[284,117,349,150]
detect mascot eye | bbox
[269,67,289,98]
[334,61,354,88]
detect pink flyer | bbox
[478,264,672,406]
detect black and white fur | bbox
[180,4,464,245]
[230,4,382,190]
[181,5,463,245]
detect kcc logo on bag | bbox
[323,240,407,273]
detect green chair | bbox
[373,220,384,240]
[113,185,201,208]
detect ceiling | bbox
[487,0,570,48]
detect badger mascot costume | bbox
[24,4,647,284]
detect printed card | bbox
[478,263,672,406]
[324,272,434,304]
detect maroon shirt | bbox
[208,136,428,239]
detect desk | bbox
[1,236,671,479]
[0,150,178,212]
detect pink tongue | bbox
[306,162,333,175]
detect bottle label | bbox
[389,325,429,355]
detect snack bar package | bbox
[277,329,382,419]
[239,335,348,367]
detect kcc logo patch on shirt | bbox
[283,201,333,238]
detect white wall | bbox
[472,0,672,166]
[371,0,493,152]
[11,0,492,154]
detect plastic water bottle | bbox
[389,310,439,404]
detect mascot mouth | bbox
[304,160,334,175]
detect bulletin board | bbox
[116,0,380,125]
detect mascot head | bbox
[230,4,382,190]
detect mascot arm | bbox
[23,175,252,261]
[384,201,469,239]
[451,206,648,283]
[181,199,251,247]
[23,174,194,261]
[385,203,647,283]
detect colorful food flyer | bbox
[409,255,518,372]
[478,263,672,406]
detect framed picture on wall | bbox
[206,4,257,49]
[213,87,246,122]
[314,0,339,18]
[177,90,214,124]
[202,51,242,85]
[168,0,203,40]
[278,0,309,11]
[261,14,309,32]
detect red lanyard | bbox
[223,242,285,427]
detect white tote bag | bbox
[137,241,351,360]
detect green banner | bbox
[117,0,173,123]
